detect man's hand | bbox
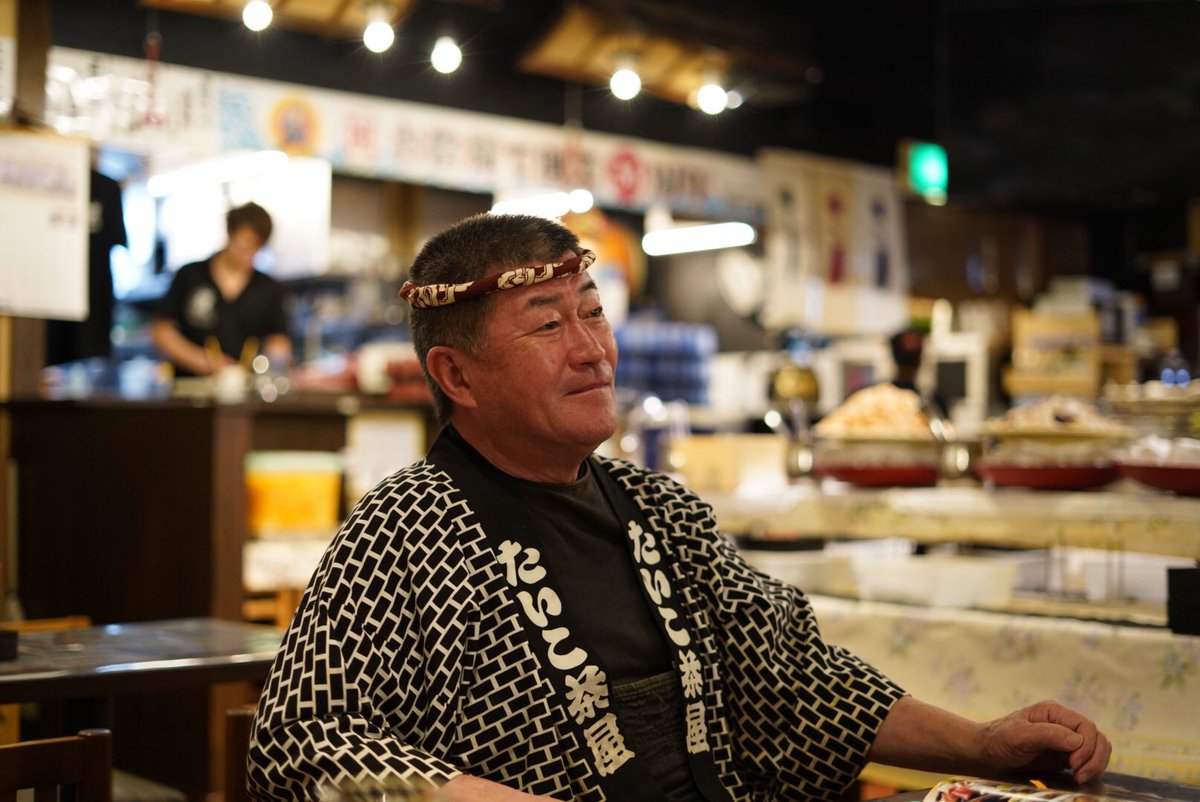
[978,699,1112,784]
[868,696,1111,784]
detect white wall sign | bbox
[0,130,89,320]
[0,36,14,117]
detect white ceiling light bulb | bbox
[610,67,641,100]
[242,0,273,32]
[431,36,462,73]
[697,81,729,115]
[568,188,594,214]
[363,4,395,53]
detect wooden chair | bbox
[0,727,113,802]
[225,705,257,802]
[242,588,303,629]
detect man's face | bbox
[226,225,265,272]
[462,262,619,461]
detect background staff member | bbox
[151,201,291,377]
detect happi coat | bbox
[247,430,906,802]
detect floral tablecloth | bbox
[809,594,1200,783]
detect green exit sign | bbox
[900,140,948,204]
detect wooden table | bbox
[0,618,281,801]
[0,618,281,704]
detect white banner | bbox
[759,148,909,335]
[47,47,763,221]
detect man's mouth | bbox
[568,381,612,395]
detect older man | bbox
[248,214,1110,802]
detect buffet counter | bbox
[709,481,1200,559]
[812,593,1200,783]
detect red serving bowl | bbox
[974,463,1120,491]
[1117,462,1200,496]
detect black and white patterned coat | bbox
[247,455,905,801]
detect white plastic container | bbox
[739,549,855,596]
[1080,552,1196,604]
[852,555,1019,608]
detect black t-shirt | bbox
[452,427,703,801]
[509,464,674,683]
[156,258,289,376]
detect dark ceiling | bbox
[49,0,1200,214]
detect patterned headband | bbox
[399,249,597,309]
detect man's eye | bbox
[538,320,560,331]
[586,306,605,318]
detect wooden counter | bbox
[709,480,1200,559]
[1,393,431,799]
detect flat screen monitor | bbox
[935,359,968,403]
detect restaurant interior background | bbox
[1,0,1199,799]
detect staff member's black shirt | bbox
[156,258,288,377]
[45,170,128,365]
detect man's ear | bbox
[425,345,479,409]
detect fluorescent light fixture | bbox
[147,150,288,197]
[642,221,756,256]
[492,186,594,219]
[431,36,462,73]
[696,82,729,115]
[610,67,641,100]
[242,0,272,31]
[363,4,395,53]
[492,191,572,219]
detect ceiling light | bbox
[610,67,641,101]
[491,191,573,219]
[642,222,756,256]
[725,90,744,110]
[431,36,462,74]
[242,0,272,32]
[492,184,594,218]
[696,82,729,115]
[363,4,395,53]
[567,188,594,214]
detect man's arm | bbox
[440,775,554,801]
[867,696,1111,783]
[151,319,227,375]
[263,333,292,367]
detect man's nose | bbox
[566,319,607,363]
